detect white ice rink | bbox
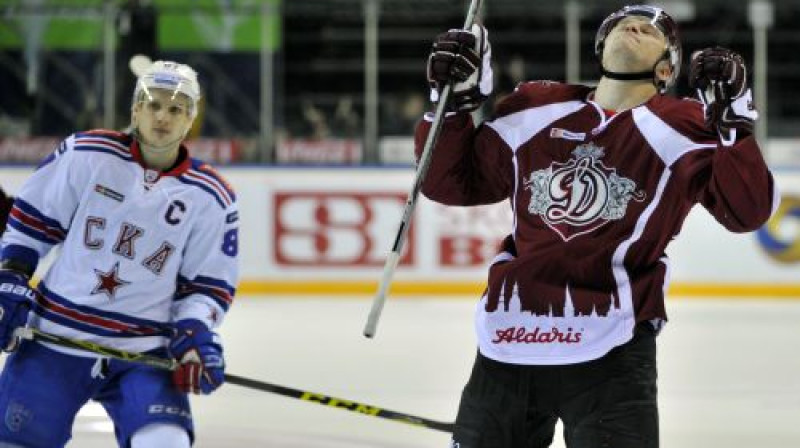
[58,296,800,447]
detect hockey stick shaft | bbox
[223,373,454,432]
[16,327,177,370]
[364,0,483,338]
[14,328,454,433]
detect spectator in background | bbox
[494,54,526,104]
[380,92,426,136]
[331,95,361,138]
[400,93,426,132]
[301,100,331,139]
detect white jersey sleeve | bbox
[170,167,239,329]
[0,135,86,267]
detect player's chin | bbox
[143,133,176,147]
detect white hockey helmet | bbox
[132,60,201,118]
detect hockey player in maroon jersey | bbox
[421,5,777,448]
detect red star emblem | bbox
[92,262,130,300]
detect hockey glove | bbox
[689,47,758,143]
[427,24,493,113]
[169,319,225,395]
[0,270,33,352]
[0,188,12,234]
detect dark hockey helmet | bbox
[594,4,682,91]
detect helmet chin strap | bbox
[600,66,654,81]
[599,51,670,89]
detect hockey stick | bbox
[13,327,455,433]
[364,0,483,339]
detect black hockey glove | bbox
[427,24,493,113]
[0,187,12,234]
[689,47,758,142]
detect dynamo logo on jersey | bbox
[524,142,646,241]
[756,195,800,263]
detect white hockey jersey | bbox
[0,130,239,353]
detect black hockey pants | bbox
[450,323,658,448]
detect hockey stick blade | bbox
[363,0,483,339]
[13,328,454,433]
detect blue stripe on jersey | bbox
[175,274,234,312]
[8,198,68,245]
[13,199,68,234]
[194,274,236,296]
[189,158,236,201]
[73,133,133,162]
[36,151,56,169]
[176,159,236,209]
[176,176,226,208]
[7,218,60,246]
[73,144,134,162]
[34,282,171,338]
[35,139,70,170]
[74,131,133,148]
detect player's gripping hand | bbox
[689,47,758,141]
[169,319,225,394]
[0,187,13,233]
[0,270,33,352]
[427,24,493,113]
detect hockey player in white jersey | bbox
[0,60,238,447]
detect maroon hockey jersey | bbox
[415,81,778,364]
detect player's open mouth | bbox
[623,32,640,44]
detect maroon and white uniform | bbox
[415,81,778,365]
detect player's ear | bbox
[131,102,141,126]
[654,59,672,84]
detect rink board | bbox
[1,166,798,297]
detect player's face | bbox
[602,16,670,75]
[132,88,194,149]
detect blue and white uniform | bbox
[2,130,237,349]
[0,129,238,447]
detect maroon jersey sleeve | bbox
[413,112,512,206]
[413,81,590,206]
[654,97,776,232]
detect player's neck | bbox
[593,77,658,112]
[140,146,180,171]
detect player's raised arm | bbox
[679,47,778,231]
[414,24,515,206]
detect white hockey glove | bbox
[427,24,493,113]
[689,47,758,145]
